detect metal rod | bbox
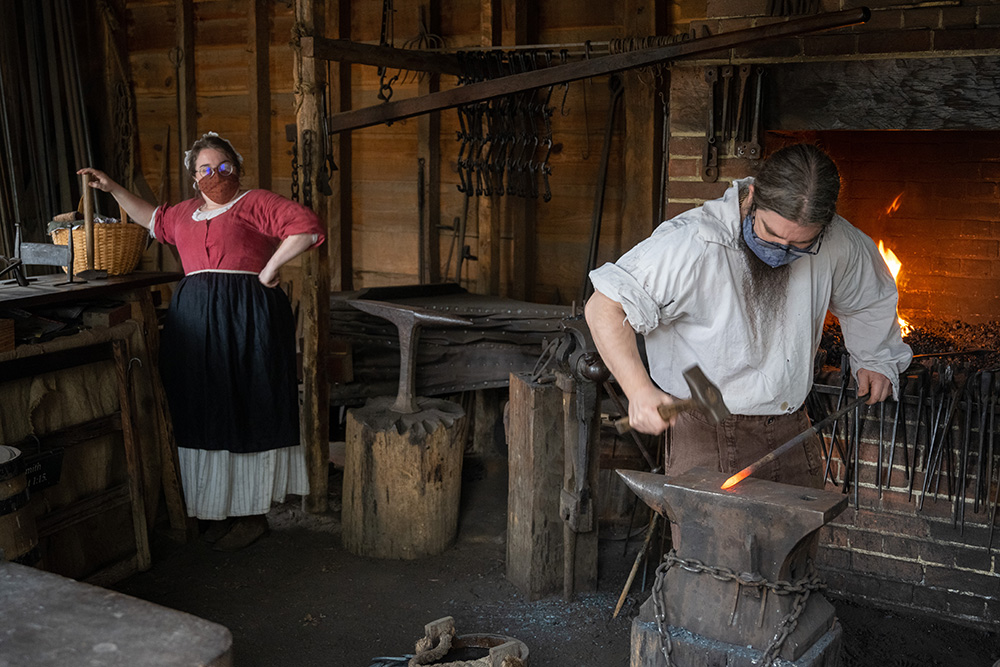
[853,401,861,508]
[325,8,871,134]
[722,392,870,489]
[885,373,908,489]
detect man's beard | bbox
[738,230,791,342]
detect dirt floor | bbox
[113,459,1000,667]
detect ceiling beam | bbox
[300,36,464,76]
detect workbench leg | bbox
[135,289,194,541]
[113,339,152,571]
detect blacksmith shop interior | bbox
[2,1,1000,666]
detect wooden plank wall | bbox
[124,0,677,305]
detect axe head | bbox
[682,365,731,425]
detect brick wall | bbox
[660,0,1000,634]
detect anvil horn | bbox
[616,469,676,522]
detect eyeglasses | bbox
[196,161,236,179]
[750,206,824,256]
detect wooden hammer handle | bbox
[614,399,694,434]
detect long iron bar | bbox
[908,371,928,502]
[885,373,908,488]
[854,401,861,508]
[323,8,871,134]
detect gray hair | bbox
[183,132,244,178]
[753,144,840,227]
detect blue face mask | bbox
[741,208,823,268]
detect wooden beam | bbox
[175,0,196,198]
[331,0,353,291]
[326,8,871,135]
[248,0,272,190]
[476,0,502,296]
[507,0,535,301]
[621,0,664,252]
[294,0,331,514]
[301,36,463,76]
[417,1,441,285]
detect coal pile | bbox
[822,319,1000,369]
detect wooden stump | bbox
[505,372,599,600]
[342,397,465,560]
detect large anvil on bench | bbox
[619,468,848,666]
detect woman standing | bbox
[80,132,325,551]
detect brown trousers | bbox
[666,407,825,490]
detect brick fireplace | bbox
[663,0,1000,632]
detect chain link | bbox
[302,130,313,209]
[290,139,300,203]
[651,550,825,667]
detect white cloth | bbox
[589,178,912,415]
[178,444,310,520]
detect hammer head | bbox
[682,365,731,425]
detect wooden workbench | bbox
[0,271,180,310]
[0,560,232,666]
[0,271,189,585]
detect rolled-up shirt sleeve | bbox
[829,229,913,397]
[588,218,698,337]
[589,262,663,336]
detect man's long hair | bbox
[753,144,840,227]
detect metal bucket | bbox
[443,633,529,665]
[0,446,40,566]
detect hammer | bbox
[614,365,730,434]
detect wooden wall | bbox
[123,0,683,305]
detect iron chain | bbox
[651,550,825,667]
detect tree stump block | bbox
[505,372,599,600]
[342,396,465,560]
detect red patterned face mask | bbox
[198,171,240,205]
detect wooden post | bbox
[417,0,441,285]
[294,0,331,514]
[476,0,502,296]
[248,0,272,191]
[621,0,667,251]
[330,0,352,291]
[505,0,535,301]
[175,0,196,199]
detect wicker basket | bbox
[50,222,148,276]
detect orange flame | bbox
[877,240,912,337]
[886,193,903,215]
[721,468,751,490]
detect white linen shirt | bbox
[589,178,913,415]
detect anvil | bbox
[619,467,848,662]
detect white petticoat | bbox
[177,444,310,520]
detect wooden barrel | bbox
[342,397,465,560]
[0,446,40,566]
